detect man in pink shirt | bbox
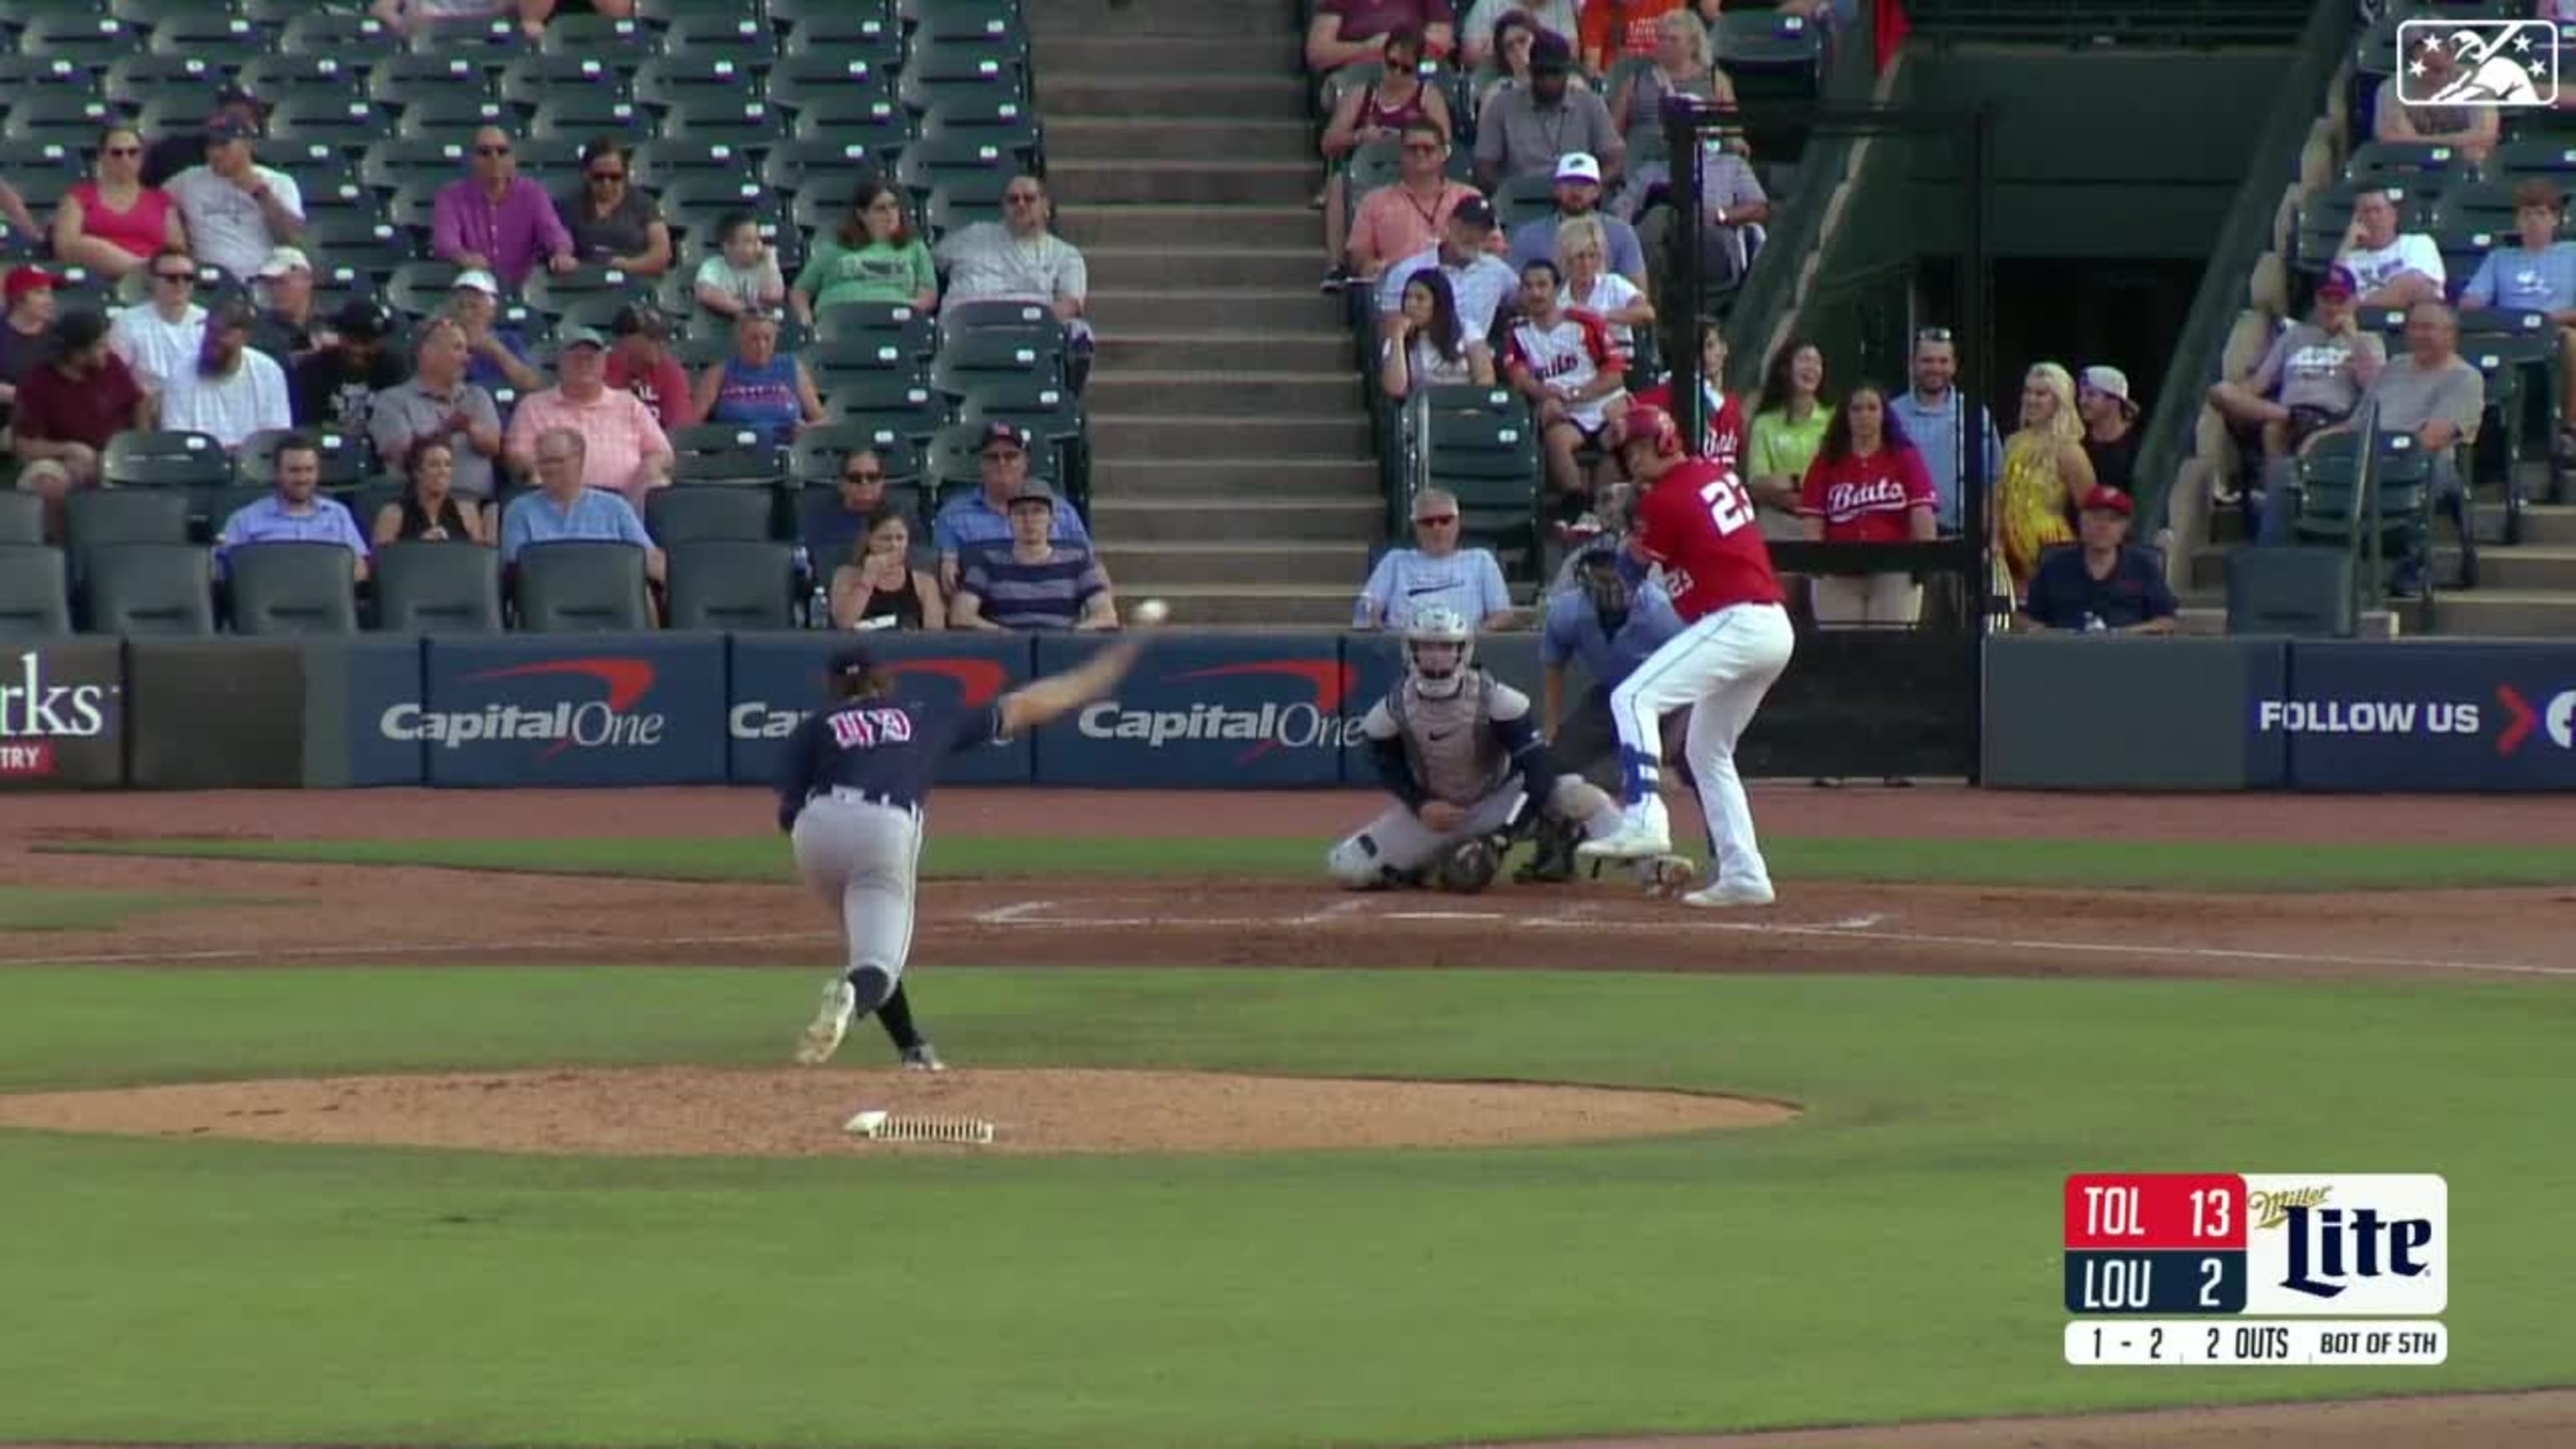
[1338,119,1482,289]
[433,126,578,289]
[502,325,674,501]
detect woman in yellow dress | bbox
[1997,362,2097,593]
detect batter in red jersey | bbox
[1576,402,1796,907]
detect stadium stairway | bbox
[1035,0,1380,628]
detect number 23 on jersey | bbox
[1702,472,1756,536]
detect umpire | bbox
[1540,545,1686,794]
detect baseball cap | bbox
[1554,152,1603,185]
[2079,486,2135,517]
[2079,365,2138,415]
[450,268,501,297]
[205,114,256,144]
[558,325,609,351]
[255,247,311,280]
[610,302,665,339]
[1450,195,1497,231]
[333,299,390,340]
[979,420,1029,454]
[2317,263,2359,299]
[55,307,109,354]
[1530,30,1573,72]
[216,80,267,112]
[1007,479,1058,507]
[4,266,60,303]
[828,642,876,679]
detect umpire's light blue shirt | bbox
[1888,387,2002,535]
[499,486,654,564]
[1540,579,1682,687]
[1356,546,1511,629]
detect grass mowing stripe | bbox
[0,886,242,933]
[42,834,2576,891]
[0,966,2568,1446]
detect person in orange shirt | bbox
[1580,0,1685,74]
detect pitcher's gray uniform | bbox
[1326,607,1627,888]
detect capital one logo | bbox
[1076,660,1358,761]
[730,658,1011,740]
[382,658,667,759]
[2490,685,2576,755]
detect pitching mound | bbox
[0,1067,1794,1157]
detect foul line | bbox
[0,929,836,968]
[973,900,1057,925]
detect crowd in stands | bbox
[0,0,1121,639]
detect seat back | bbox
[667,539,797,630]
[0,491,44,544]
[81,542,215,636]
[513,540,652,631]
[0,543,70,641]
[66,488,193,557]
[2225,547,2357,638]
[225,542,361,636]
[647,486,775,543]
[373,541,502,633]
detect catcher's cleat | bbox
[1640,854,1698,899]
[1512,817,1582,884]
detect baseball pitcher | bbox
[1325,607,1669,891]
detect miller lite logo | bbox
[2243,1174,2446,1316]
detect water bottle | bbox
[794,546,825,629]
[2083,612,2108,635]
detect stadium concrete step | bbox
[1087,286,1349,333]
[1109,583,1361,628]
[1088,371,1363,416]
[1030,0,1305,39]
[1036,35,1303,76]
[1098,539,1376,586]
[1046,158,1320,207]
[2412,589,2576,636]
[1088,457,1381,497]
[2435,544,2576,591]
[1047,117,1317,166]
[1095,330,1356,372]
[1088,494,1384,542]
[1090,411,1375,457]
[1083,245,1330,289]
[1056,204,1316,251]
[2475,501,2576,544]
[1042,75,1311,121]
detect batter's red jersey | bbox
[1631,456,1784,619]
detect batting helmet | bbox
[1618,404,1684,461]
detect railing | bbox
[1902,0,2314,47]
[2134,0,2359,539]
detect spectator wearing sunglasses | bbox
[434,127,579,289]
[107,246,208,395]
[1338,120,1480,289]
[1353,486,1515,631]
[934,174,1093,390]
[54,126,185,297]
[558,138,671,278]
[166,115,304,283]
[802,448,899,572]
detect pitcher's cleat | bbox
[901,1043,946,1072]
[794,978,857,1066]
[1641,854,1698,899]
[1682,880,1777,909]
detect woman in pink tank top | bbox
[53,126,185,288]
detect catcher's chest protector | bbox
[1392,673,1506,807]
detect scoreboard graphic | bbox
[2062,1172,2448,1367]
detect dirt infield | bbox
[3,785,2569,1448]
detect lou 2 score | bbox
[2064,1174,2249,1315]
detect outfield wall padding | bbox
[1983,636,2287,791]
[127,638,309,790]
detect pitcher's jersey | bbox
[1632,457,1784,620]
[775,693,1006,823]
[1365,673,1531,807]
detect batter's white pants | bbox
[1326,784,1527,888]
[1608,602,1795,891]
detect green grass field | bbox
[0,886,237,934]
[2,836,2568,1447]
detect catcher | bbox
[1324,606,1693,893]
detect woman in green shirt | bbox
[789,178,937,326]
[1747,336,1830,514]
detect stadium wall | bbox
[3,634,2573,793]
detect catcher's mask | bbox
[1576,548,1631,622]
[1405,605,1475,700]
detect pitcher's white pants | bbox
[1607,602,1794,891]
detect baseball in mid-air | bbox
[1132,598,1171,626]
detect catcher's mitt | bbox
[1435,836,1500,895]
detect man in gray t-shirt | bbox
[2300,301,2484,589]
[1473,33,1623,190]
[2210,268,2386,536]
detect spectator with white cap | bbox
[164,115,304,283]
[1474,32,1623,190]
[444,269,543,399]
[2076,365,2142,503]
[249,247,325,363]
[290,299,406,433]
[107,246,207,396]
[1507,153,1646,288]
[501,325,675,501]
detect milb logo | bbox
[2245,1175,2446,1315]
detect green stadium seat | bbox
[0,492,42,544]
[2344,140,2477,184]
[239,430,371,491]
[793,423,921,486]
[398,13,525,58]
[537,13,652,60]
[667,539,797,630]
[532,96,658,143]
[662,13,781,64]
[16,13,138,64]
[0,55,86,92]
[1716,8,1824,95]
[957,377,1079,438]
[361,137,473,194]
[932,329,1063,393]
[631,138,756,187]
[911,0,1028,45]
[519,266,652,319]
[2225,547,2357,638]
[633,54,762,112]
[499,54,636,109]
[2490,137,2576,183]
[270,96,389,151]
[2,93,112,143]
[898,66,1026,120]
[366,54,493,107]
[917,99,1041,160]
[102,431,231,490]
[81,542,216,636]
[2432,178,2520,234]
[392,95,516,144]
[104,54,220,100]
[659,174,770,241]
[0,543,70,641]
[512,540,654,631]
[667,425,787,487]
[277,12,394,57]
[140,11,262,64]
[665,98,787,150]
[767,53,896,111]
[2294,432,2430,551]
[373,541,502,633]
[782,15,905,71]
[814,301,937,358]
[648,486,775,543]
[224,542,361,636]
[1421,402,1542,573]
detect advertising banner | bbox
[304,635,428,787]
[1030,634,1352,788]
[727,632,1034,787]
[0,639,123,791]
[2270,641,2576,791]
[128,639,308,789]
[413,633,727,787]
[1338,631,1543,787]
